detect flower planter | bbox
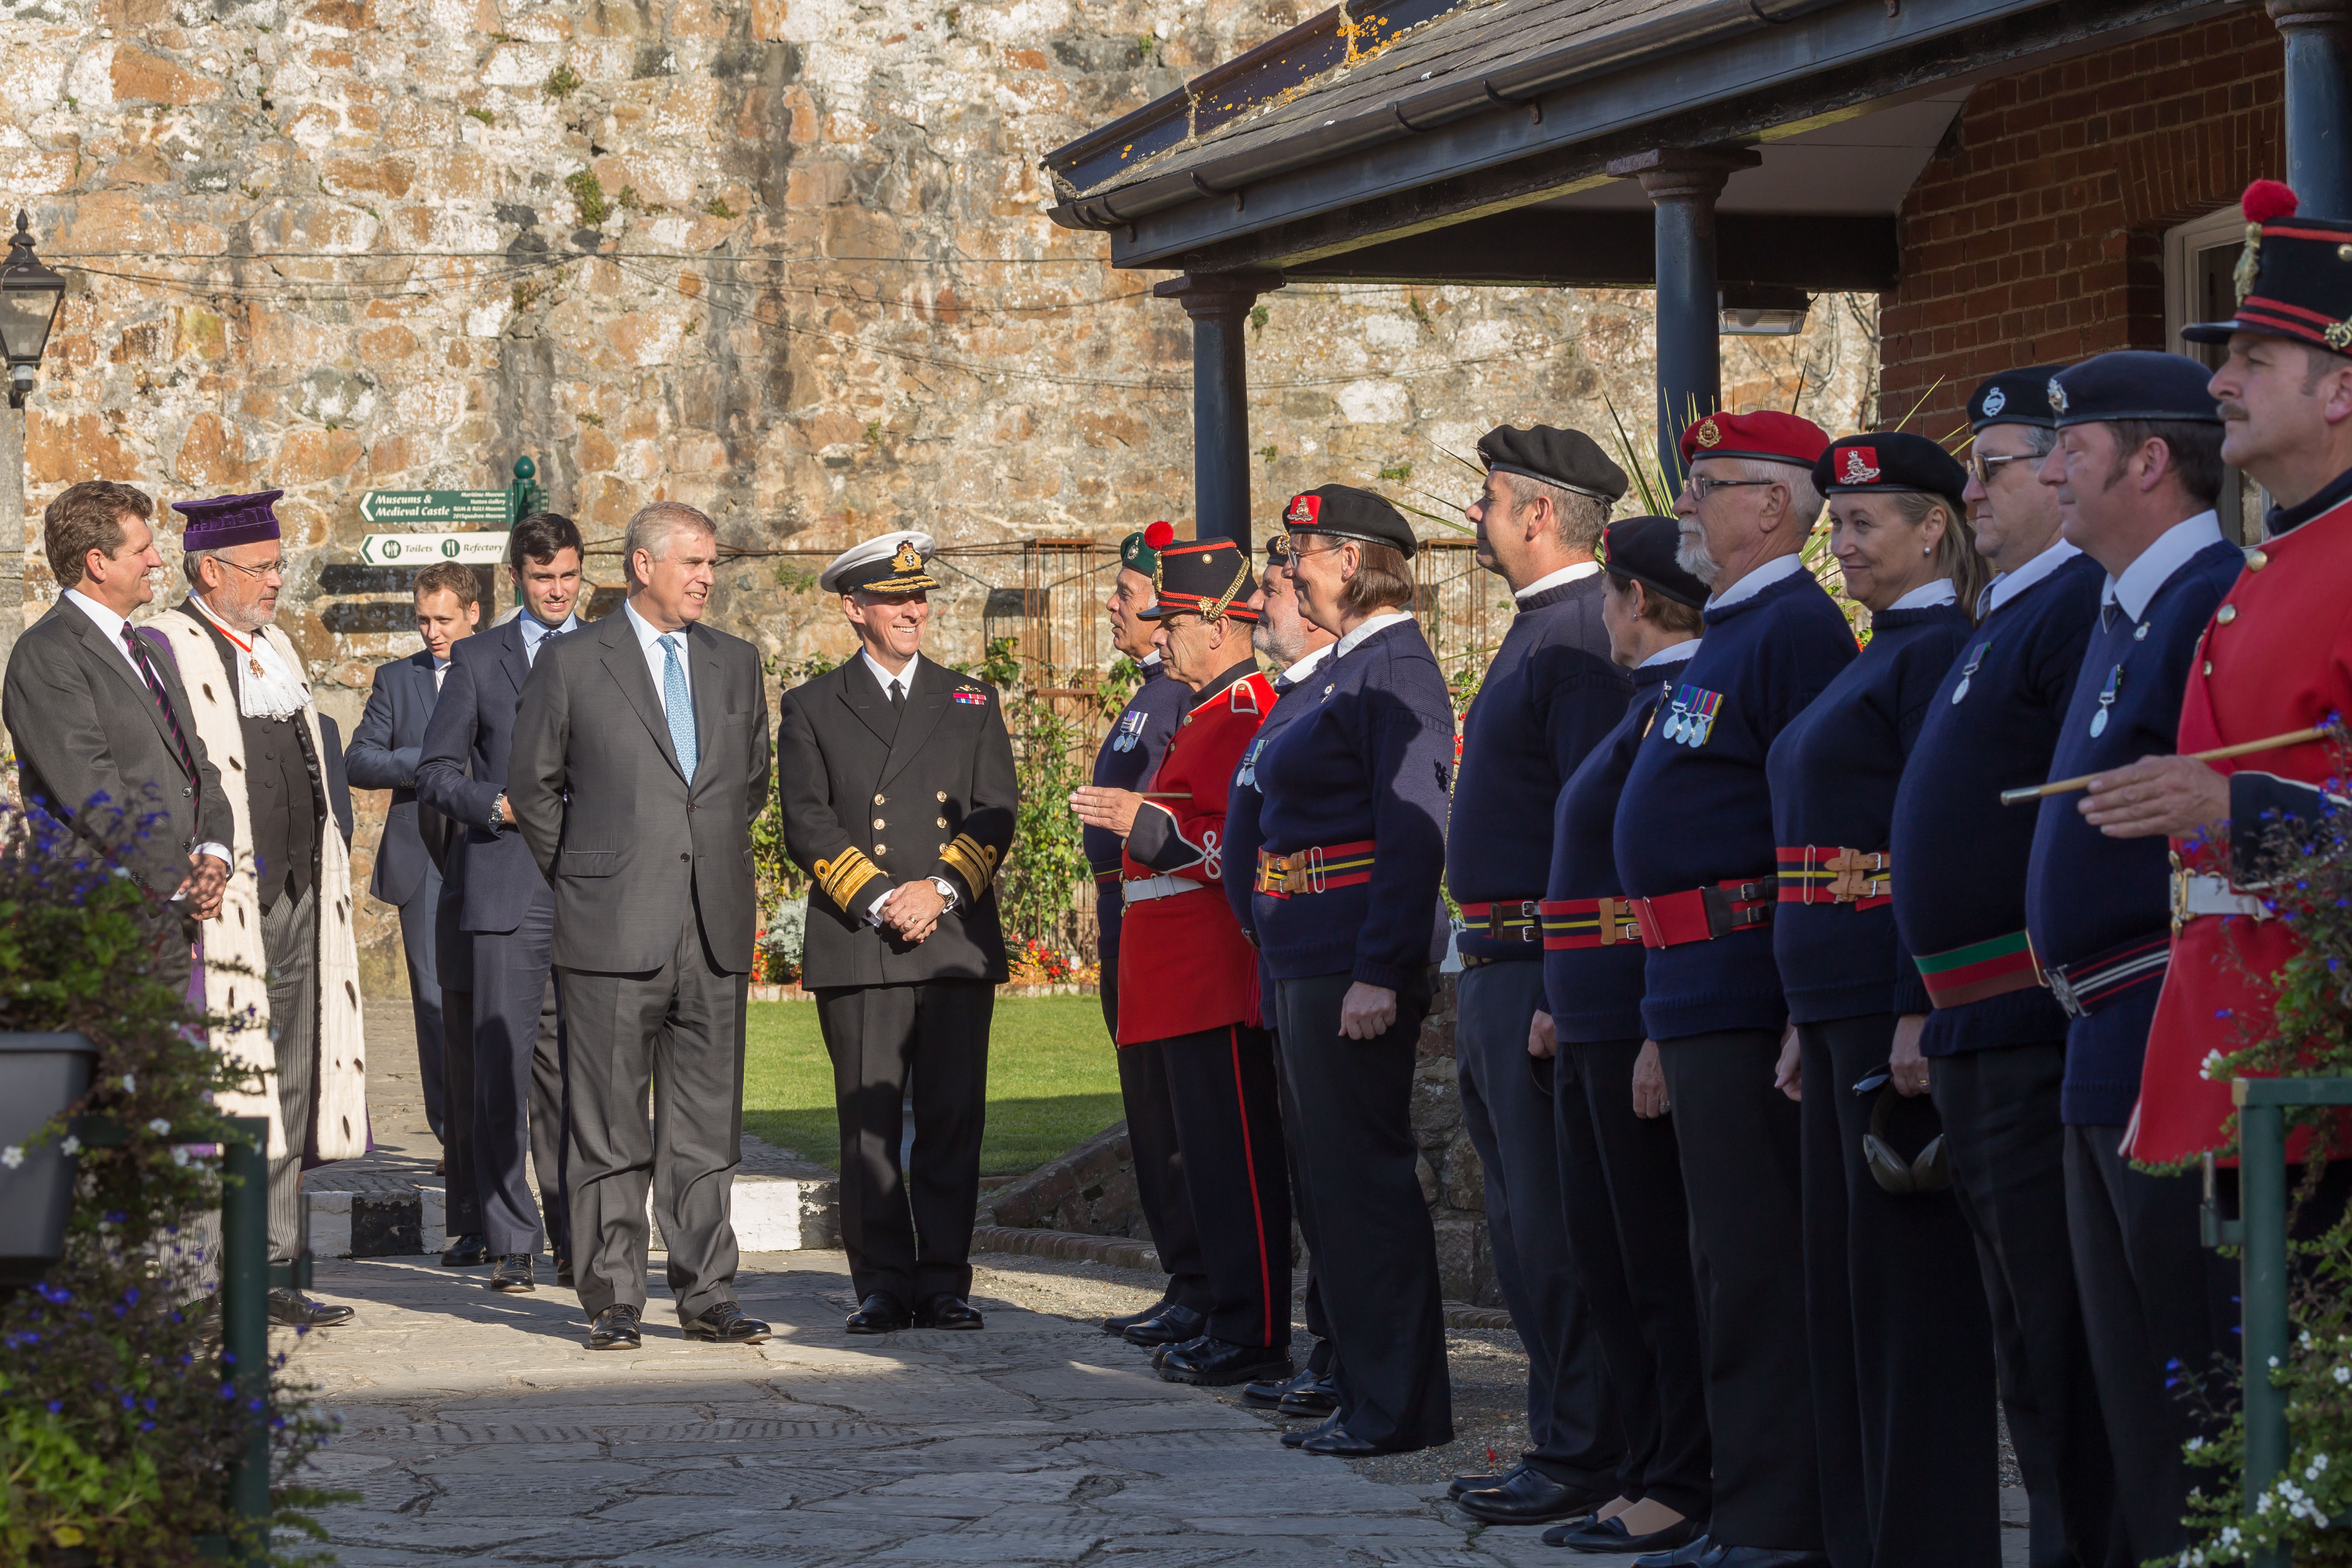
[0,1032,99,1287]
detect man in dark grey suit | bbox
[348,561,477,1158]
[509,501,771,1351]
[417,516,586,1292]
[4,481,231,988]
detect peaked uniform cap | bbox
[172,489,285,551]
[1141,537,1259,622]
[1812,431,1969,498]
[2182,179,2352,355]
[1477,424,1629,502]
[821,529,939,593]
[2046,352,2222,427]
[1967,367,2065,430]
[1677,411,1831,470]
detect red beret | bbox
[1677,411,1832,470]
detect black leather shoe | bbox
[1104,1299,1171,1335]
[1548,1515,1706,1555]
[1158,1339,1293,1387]
[1123,1303,1205,1347]
[1299,1424,1383,1458]
[1244,1363,1327,1410]
[845,1292,913,1335]
[1277,1368,1340,1416]
[682,1302,772,1344]
[440,1233,491,1267]
[555,1257,575,1289]
[1631,1536,1716,1568]
[1449,1462,1523,1500]
[1456,1468,1615,1525]
[1701,1549,1828,1568]
[489,1255,535,1293]
[266,1288,354,1329]
[1151,1334,1210,1373]
[914,1294,984,1330]
[587,1303,641,1350]
[1281,1412,1339,1449]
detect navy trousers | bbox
[472,888,570,1259]
[395,861,448,1143]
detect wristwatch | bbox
[929,875,959,911]
[490,792,509,833]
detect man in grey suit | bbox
[509,501,771,1351]
[4,481,230,987]
[417,516,586,1292]
[347,560,477,1158]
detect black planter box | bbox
[0,1032,98,1287]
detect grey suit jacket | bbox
[415,620,547,935]
[508,607,771,974]
[347,650,448,904]
[3,600,232,900]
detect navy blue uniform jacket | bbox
[1088,658,1187,976]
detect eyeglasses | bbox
[1965,452,2036,487]
[211,556,285,580]
[1266,535,1343,559]
[1686,476,1781,504]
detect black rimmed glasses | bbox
[1686,476,1781,504]
[1966,452,2036,488]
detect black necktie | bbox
[121,626,199,780]
[889,681,906,712]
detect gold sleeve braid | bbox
[814,848,886,914]
[940,834,999,899]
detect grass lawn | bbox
[741,994,1124,1177]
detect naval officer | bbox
[776,531,1019,1336]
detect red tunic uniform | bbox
[1116,666,1276,1045]
[2133,487,2352,1164]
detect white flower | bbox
[146,1118,171,1137]
[2271,1355,2282,1368]
[2202,1050,2228,1079]
[0,1146,20,1169]
[2314,1453,2332,1472]
[171,1147,189,1167]
[2334,1365,2350,1385]
[57,1135,80,1157]
[2187,1437,2205,1452]
[120,1074,135,1094]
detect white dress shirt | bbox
[518,610,581,668]
[1977,538,2083,618]
[1705,552,1807,610]
[1279,643,1336,687]
[64,589,230,868]
[622,599,693,715]
[1637,638,1700,670]
[860,647,917,703]
[1514,560,1604,602]
[1884,579,1960,610]
[2103,510,2224,622]
[1334,610,1415,660]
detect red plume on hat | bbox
[2242,179,2300,223]
[1143,520,1176,549]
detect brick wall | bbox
[1879,11,2283,436]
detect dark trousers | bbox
[1270,1019,1335,1377]
[436,864,483,1236]
[2064,1122,2236,1563]
[1276,969,1451,1453]
[1104,971,1212,1313]
[260,888,319,1265]
[1457,961,1623,1491]
[1798,1014,1999,1568]
[395,865,448,1142]
[472,894,570,1259]
[817,978,993,1306]
[1157,1022,1291,1348]
[1933,1045,2123,1568]
[1657,1028,1821,1554]
[560,919,747,1322]
[1557,1037,1712,1518]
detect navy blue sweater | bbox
[1892,553,2103,1057]
[1545,653,1693,1042]
[1767,601,1972,1024]
[1252,619,1455,989]
[1448,574,1632,962]
[1089,659,1188,972]
[1617,566,1857,1040]
[2026,538,2245,1125]
[1226,652,1334,1005]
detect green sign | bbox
[358,489,513,527]
[359,532,511,567]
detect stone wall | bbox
[0,0,1877,991]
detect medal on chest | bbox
[1951,639,1990,705]
[1111,710,1147,753]
[1237,737,1267,789]
[2090,662,2124,737]
[1661,683,1723,748]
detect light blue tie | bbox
[660,633,698,780]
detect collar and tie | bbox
[659,633,698,780]
[121,626,199,780]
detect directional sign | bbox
[359,490,513,527]
[360,532,511,567]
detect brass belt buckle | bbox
[2169,849,2189,935]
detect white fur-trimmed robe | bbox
[153,605,367,1162]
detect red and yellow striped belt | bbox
[1775,845,1893,909]
[1255,839,1376,897]
[1459,898,1543,944]
[1537,897,1645,950]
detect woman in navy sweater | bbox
[1532,516,1713,1558]
[1770,433,1998,1568]
[1249,485,1456,1458]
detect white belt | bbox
[2171,870,2270,932]
[1123,874,1205,905]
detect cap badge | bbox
[1285,494,1320,525]
[2328,318,2352,351]
[1838,447,1881,485]
[890,542,923,573]
[1693,419,1722,449]
[2235,224,2261,304]
[1980,386,2007,417]
[2046,378,2069,416]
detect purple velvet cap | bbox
[171,490,284,550]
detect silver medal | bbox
[2090,708,2109,737]
[1950,676,1970,705]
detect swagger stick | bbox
[1999,724,2338,806]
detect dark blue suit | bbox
[417,616,572,1261]
[348,651,454,1141]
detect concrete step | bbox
[305,1170,840,1258]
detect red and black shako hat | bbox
[1138,522,1258,622]
[1811,431,1969,500]
[2183,180,2352,355]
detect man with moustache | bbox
[777,531,1019,1336]
[1887,370,2119,1568]
[1086,522,1212,1346]
[417,514,588,1291]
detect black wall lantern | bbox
[0,211,66,410]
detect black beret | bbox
[2182,179,2352,355]
[1597,515,1708,609]
[1967,367,2064,430]
[1813,431,1969,499]
[1477,424,1629,503]
[2047,351,2221,427]
[1280,485,1417,559]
